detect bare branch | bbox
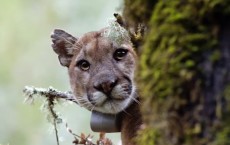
[23,86,78,145]
[23,86,113,145]
[23,86,78,104]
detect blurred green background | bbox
[0,0,122,144]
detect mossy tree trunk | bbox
[123,1,230,145]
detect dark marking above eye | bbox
[113,48,128,61]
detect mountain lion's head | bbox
[51,28,137,114]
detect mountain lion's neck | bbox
[120,97,142,145]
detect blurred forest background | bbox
[0,0,122,144]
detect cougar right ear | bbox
[51,29,78,67]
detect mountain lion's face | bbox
[51,29,137,114]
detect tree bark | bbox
[123,1,230,145]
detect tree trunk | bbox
[122,1,230,145]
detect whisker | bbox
[77,98,94,109]
[109,101,118,114]
[120,107,131,116]
[131,97,140,105]
[90,105,96,112]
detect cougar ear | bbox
[51,29,78,67]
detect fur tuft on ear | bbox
[51,29,78,67]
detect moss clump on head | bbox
[103,19,131,46]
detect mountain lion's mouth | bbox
[88,93,126,106]
[85,81,134,114]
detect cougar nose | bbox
[94,78,118,95]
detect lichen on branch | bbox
[23,86,76,145]
[23,86,77,104]
[23,86,113,145]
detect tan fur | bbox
[51,29,142,145]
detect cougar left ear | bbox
[51,29,78,67]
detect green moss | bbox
[123,0,230,145]
[123,0,156,27]
[135,128,160,145]
[224,85,230,101]
[214,86,230,144]
[213,118,230,145]
[210,50,221,63]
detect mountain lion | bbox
[51,25,142,145]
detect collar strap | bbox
[90,110,122,132]
[90,98,140,133]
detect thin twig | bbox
[46,91,60,145]
[23,86,78,145]
[54,120,60,145]
[23,86,78,104]
[49,103,60,145]
[23,86,113,145]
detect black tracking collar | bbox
[90,110,122,132]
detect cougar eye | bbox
[114,48,128,61]
[77,60,90,71]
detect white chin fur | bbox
[94,97,133,114]
[78,85,137,114]
[92,85,136,114]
